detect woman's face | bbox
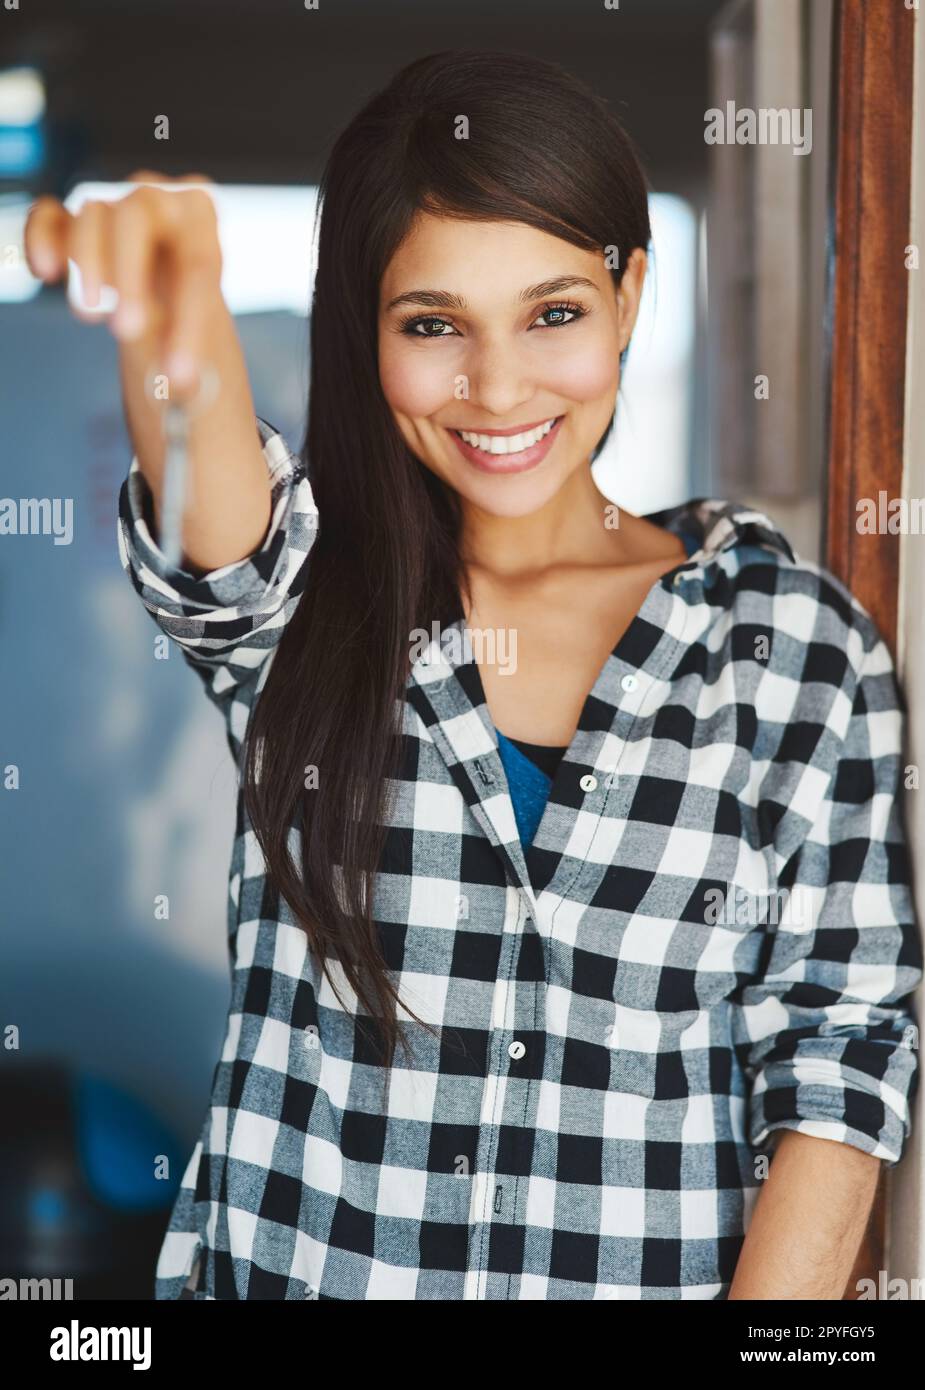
[378,213,646,519]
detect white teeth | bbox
[457,418,557,454]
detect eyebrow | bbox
[384,275,600,313]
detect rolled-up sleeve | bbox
[733,629,923,1166]
[116,415,318,713]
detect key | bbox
[160,399,190,570]
[144,360,219,570]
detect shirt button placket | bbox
[467,885,527,1295]
[579,673,639,803]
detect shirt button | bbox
[621,673,638,692]
[508,1040,526,1060]
[579,774,598,792]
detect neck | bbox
[459,458,633,579]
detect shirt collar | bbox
[407,495,798,705]
[405,496,797,904]
[648,497,797,568]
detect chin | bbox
[450,468,572,518]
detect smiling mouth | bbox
[447,415,565,475]
[450,417,560,456]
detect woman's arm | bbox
[728,614,921,1301]
[24,173,270,571]
[728,1130,881,1299]
[117,415,317,726]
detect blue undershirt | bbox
[496,528,699,849]
[495,733,558,850]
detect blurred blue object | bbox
[76,1074,181,1211]
[0,66,46,178]
[0,1060,185,1298]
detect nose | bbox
[466,336,536,419]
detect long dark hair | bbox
[242,49,653,1066]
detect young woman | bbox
[27,49,921,1301]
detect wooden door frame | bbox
[825,0,917,1295]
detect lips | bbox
[448,416,564,474]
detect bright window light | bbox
[595,192,698,512]
[64,182,319,316]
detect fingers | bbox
[25,173,224,397]
[159,189,222,392]
[109,177,218,351]
[23,196,71,282]
[110,188,163,342]
[68,198,111,315]
[126,168,214,189]
[126,168,166,185]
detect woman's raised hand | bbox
[25,170,223,392]
[24,172,271,572]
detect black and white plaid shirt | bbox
[118,417,922,1300]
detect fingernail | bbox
[32,249,59,280]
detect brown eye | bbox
[400,315,457,337]
[532,302,585,329]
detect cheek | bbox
[539,329,620,404]
[378,344,456,419]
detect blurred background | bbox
[0,0,840,1297]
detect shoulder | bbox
[668,496,904,752]
[682,496,890,676]
[673,500,905,807]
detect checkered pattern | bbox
[117,416,922,1301]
